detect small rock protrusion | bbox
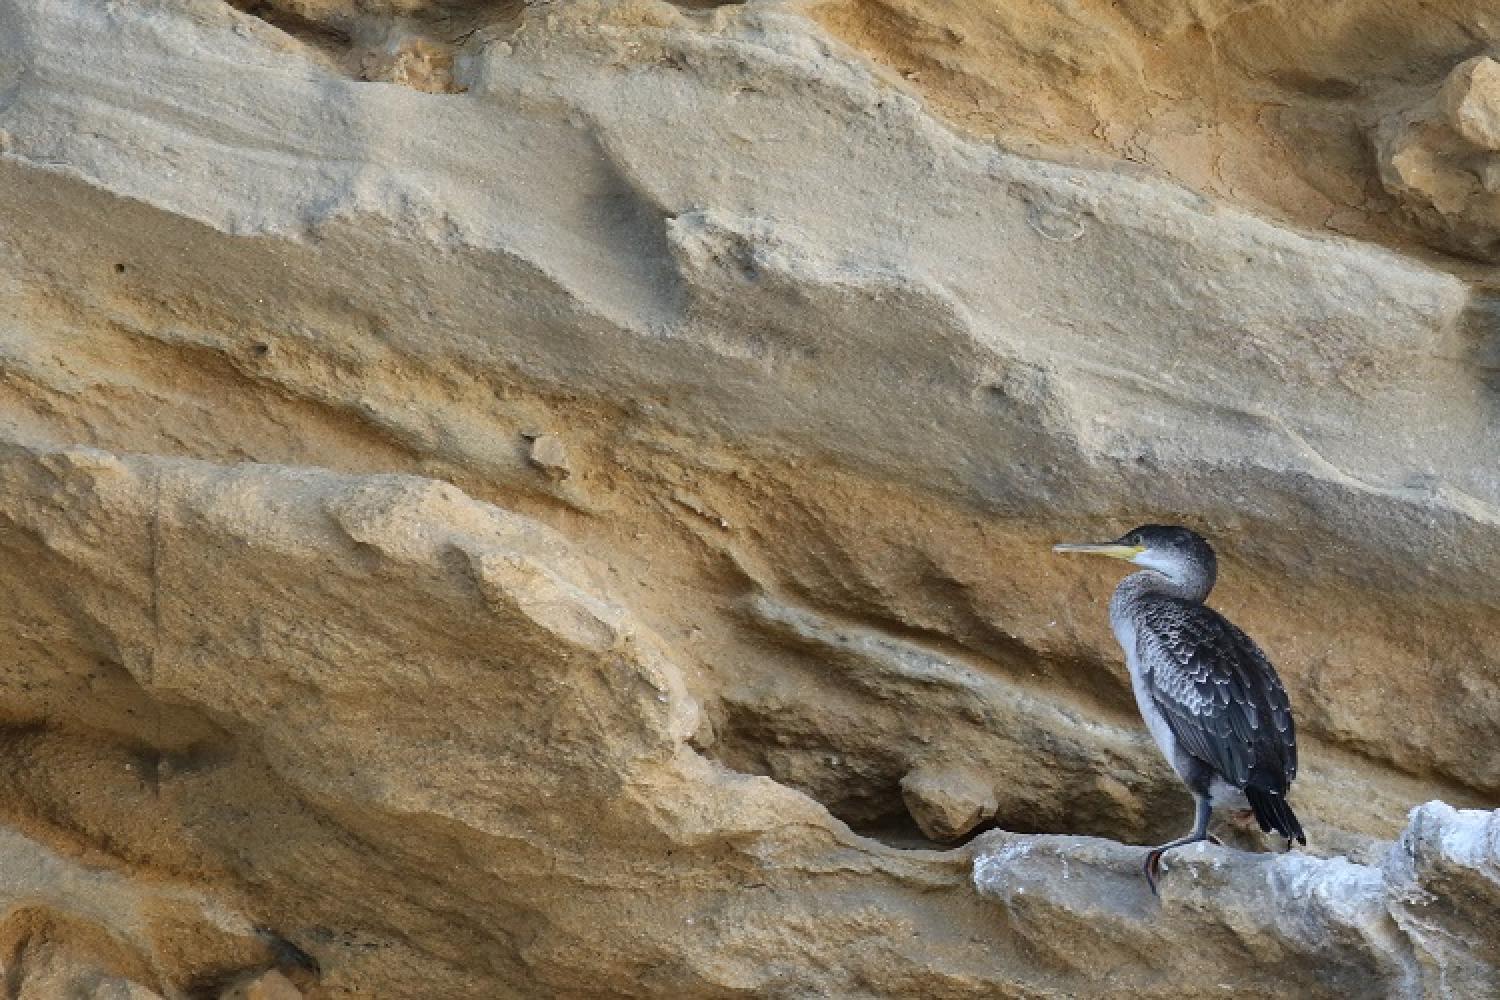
[527,434,572,481]
[900,766,998,842]
[357,34,461,94]
[219,970,304,1000]
[1442,56,1500,152]
[687,709,717,752]
[1372,52,1500,260]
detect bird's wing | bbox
[1135,597,1297,789]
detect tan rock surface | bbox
[900,767,998,842]
[0,0,1496,996]
[220,970,305,1000]
[1375,54,1500,260]
[1443,57,1500,152]
[808,0,1500,261]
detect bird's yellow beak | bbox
[1052,542,1145,560]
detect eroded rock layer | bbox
[0,0,1496,996]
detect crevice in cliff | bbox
[692,591,1189,848]
[702,694,1097,852]
[696,693,923,849]
[224,0,525,92]
[229,2,351,53]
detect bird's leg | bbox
[1143,795,1213,896]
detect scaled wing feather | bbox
[1135,598,1297,790]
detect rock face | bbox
[810,0,1500,261]
[0,0,1496,996]
[1375,54,1500,260]
[972,801,1500,998]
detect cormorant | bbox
[1053,524,1305,894]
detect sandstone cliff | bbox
[0,0,1497,996]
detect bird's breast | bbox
[1113,619,1184,774]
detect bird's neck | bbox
[1112,568,1214,609]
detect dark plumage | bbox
[1054,524,1305,894]
[1135,596,1302,843]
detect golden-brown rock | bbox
[900,766,999,842]
[220,970,305,1000]
[1375,53,1500,260]
[807,0,1500,259]
[0,0,1497,996]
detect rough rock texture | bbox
[1376,54,1500,261]
[221,972,305,1000]
[972,801,1500,998]
[900,766,998,842]
[0,0,1497,996]
[810,0,1500,263]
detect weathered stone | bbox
[0,822,261,998]
[0,0,1495,996]
[1374,52,1500,259]
[900,766,998,841]
[809,0,1500,257]
[527,433,572,480]
[220,970,305,1000]
[972,801,1500,998]
[1443,56,1500,151]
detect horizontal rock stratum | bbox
[0,0,1497,996]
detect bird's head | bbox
[1052,524,1217,589]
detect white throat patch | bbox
[1131,548,1188,582]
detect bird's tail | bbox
[1244,786,1306,845]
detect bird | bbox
[1052,524,1304,894]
